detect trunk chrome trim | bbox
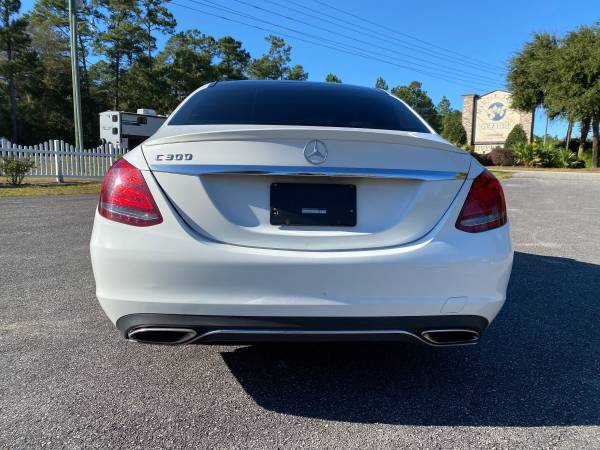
[149,164,467,181]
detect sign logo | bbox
[304,140,328,165]
[487,102,507,121]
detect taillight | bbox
[98,158,163,227]
[456,169,507,233]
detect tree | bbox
[30,0,99,98]
[507,32,559,113]
[325,73,341,83]
[391,81,440,131]
[137,0,175,68]
[0,0,35,141]
[437,96,451,117]
[214,36,249,80]
[578,117,591,159]
[248,35,289,80]
[375,76,388,91]
[547,24,600,167]
[28,0,105,146]
[505,124,528,149]
[440,111,466,146]
[593,118,600,168]
[248,35,305,80]
[26,7,73,143]
[285,64,308,80]
[94,0,145,110]
[154,30,216,111]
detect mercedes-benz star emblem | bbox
[304,140,328,165]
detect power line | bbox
[261,0,505,78]
[176,0,501,89]
[170,0,498,91]
[223,0,504,84]
[310,0,505,72]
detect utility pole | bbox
[69,0,84,149]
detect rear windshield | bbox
[168,81,430,133]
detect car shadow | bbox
[220,251,600,426]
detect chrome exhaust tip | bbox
[420,329,480,346]
[127,327,197,345]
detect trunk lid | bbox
[143,126,470,251]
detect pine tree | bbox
[94,0,145,110]
[391,81,441,132]
[375,76,388,91]
[0,0,35,141]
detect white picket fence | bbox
[0,139,127,182]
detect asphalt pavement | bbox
[1,171,599,449]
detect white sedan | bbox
[90,80,513,347]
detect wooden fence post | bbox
[53,140,64,183]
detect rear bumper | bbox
[117,314,489,346]
[91,216,512,326]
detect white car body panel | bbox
[91,151,512,323]
[90,81,513,345]
[144,127,471,251]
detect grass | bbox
[0,178,101,197]
[489,170,513,180]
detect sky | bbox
[21,0,599,137]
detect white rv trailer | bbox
[99,109,167,151]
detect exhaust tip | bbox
[421,329,480,346]
[127,327,197,345]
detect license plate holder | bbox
[270,183,356,227]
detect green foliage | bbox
[93,0,146,110]
[246,36,308,81]
[0,157,35,185]
[248,35,288,80]
[391,81,441,132]
[214,36,250,80]
[146,30,215,111]
[440,110,466,146]
[505,124,528,149]
[0,0,39,141]
[507,32,560,113]
[375,76,388,91]
[436,96,451,117]
[508,25,600,167]
[325,73,341,83]
[286,64,308,80]
[513,142,538,167]
[557,147,578,168]
[513,141,583,168]
[489,148,515,166]
[138,0,176,63]
[536,143,560,167]
[548,25,600,122]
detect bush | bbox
[512,142,584,168]
[556,147,578,168]
[489,147,515,166]
[471,151,493,166]
[513,142,538,167]
[0,157,36,186]
[505,124,528,150]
